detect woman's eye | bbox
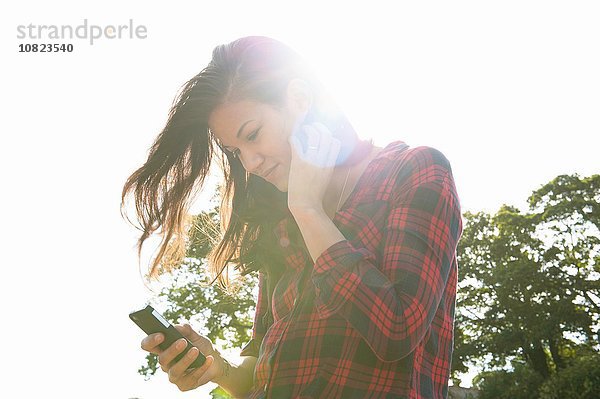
[247,129,260,142]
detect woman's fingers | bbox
[287,121,342,211]
[190,355,217,387]
[314,123,340,167]
[158,338,188,371]
[140,333,164,354]
[170,355,216,392]
[139,327,216,392]
[305,124,321,155]
[299,123,338,167]
[174,324,211,353]
[167,346,200,382]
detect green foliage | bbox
[134,173,600,399]
[453,173,600,395]
[210,385,235,399]
[538,351,600,399]
[138,209,258,378]
[473,362,544,399]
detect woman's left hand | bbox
[287,122,341,213]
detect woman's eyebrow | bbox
[236,120,255,138]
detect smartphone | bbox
[129,304,206,369]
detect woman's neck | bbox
[322,143,382,219]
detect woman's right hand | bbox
[140,324,224,392]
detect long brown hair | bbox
[121,36,341,292]
[121,36,310,288]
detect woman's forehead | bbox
[209,101,258,131]
[209,101,274,143]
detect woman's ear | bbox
[285,78,313,118]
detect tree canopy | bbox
[453,174,600,398]
[137,173,600,398]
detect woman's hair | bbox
[121,36,344,292]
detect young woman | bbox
[122,36,462,399]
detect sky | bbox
[2,1,599,398]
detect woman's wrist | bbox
[209,352,257,399]
[211,349,232,383]
[289,204,346,262]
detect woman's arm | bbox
[212,354,257,398]
[289,206,345,263]
[290,147,462,361]
[210,270,270,397]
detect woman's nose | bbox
[238,149,264,174]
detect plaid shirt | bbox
[240,141,462,399]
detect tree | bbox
[137,173,600,398]
[538,352,600,399]
[138,209,255,399]
[453,174,600,396]
[472,361,545,399]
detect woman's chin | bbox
[273,179,288,193]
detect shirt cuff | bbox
[313,240,375,273]
[312,240,376,318]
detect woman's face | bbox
[208,100,297,192]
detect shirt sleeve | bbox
[240,270,269,357]
[310,146,462,362]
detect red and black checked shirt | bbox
[240,141,462,399]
